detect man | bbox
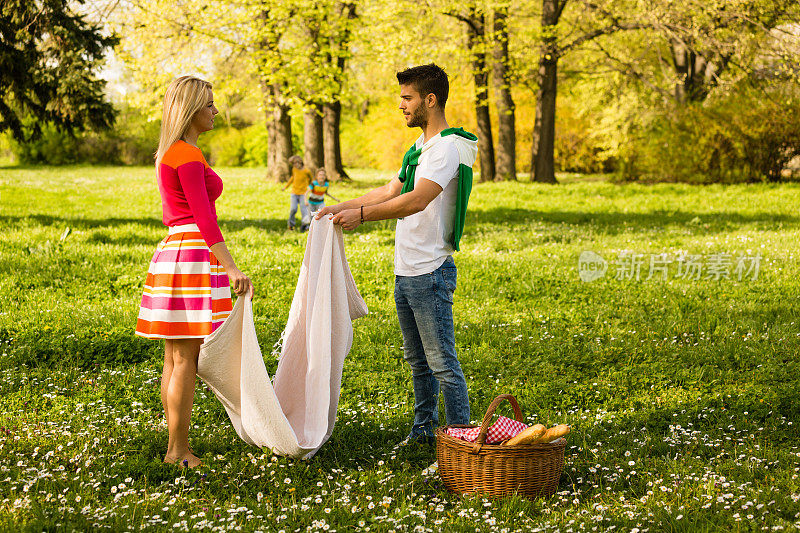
[316,63,478,444]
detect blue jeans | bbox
[394,257,470,439]
[288,194,309,227]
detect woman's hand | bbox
[208,242,254,299]
[227,266,255,299]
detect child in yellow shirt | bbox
[283,155,313,231]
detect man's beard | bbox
[406,105,427,128]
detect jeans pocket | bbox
[396,272,435,299]
[441,266,457,294]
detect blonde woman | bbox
[135,76,254,468]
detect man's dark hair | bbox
[396,63,449,109]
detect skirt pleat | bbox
[135,224,233,339]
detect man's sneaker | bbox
[396,434,435,448]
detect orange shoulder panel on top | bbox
[161,141,208,169]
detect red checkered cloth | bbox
[445,416,527,444]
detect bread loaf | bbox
[503,424,546,446]
[534,424,570,443]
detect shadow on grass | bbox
[197,408,432,472]
[469,207,799,234]
[316,417,432,465]
[0,324,287,371]
[0,214,164,229]
[9,208,791,240]
[0,213,401,239]
[0,214,289,234]
[85,231,162,246]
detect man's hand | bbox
[331,208,361,231]
[315,175,402,221]
[315,204,344,219]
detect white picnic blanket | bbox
[197,216,368,458]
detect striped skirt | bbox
[135,224,233,339]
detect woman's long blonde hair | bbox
[155,76,212,170]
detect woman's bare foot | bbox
[164,451,202,468]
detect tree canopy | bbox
[3,0,800,182]
[0,0,117,141]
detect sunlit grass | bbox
[1,166,799,531]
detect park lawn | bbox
[0,165,799,532]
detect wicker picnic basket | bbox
[435,394,566,499]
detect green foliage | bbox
[9,123,80,165]
[620,82,800,183]
[199,127,248,167]
[6,0,800,182]
[111,0,361,112]
[0,132,13,165]
[8,107,160,165]
[5,112,298,168]
[199,124,297,168]
[552,102,615,174]
[0,0,117,141]
[243,126,270,167]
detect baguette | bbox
[503,424,546,446]
[533,424,570,444]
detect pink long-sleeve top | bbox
[158,140,224,247]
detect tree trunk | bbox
[262,80,275,178]
[670,38,725,104]
[492,7,516,181]
[265,114,276,176]
[318,1,356,182]
[265,83,292,183]
[358,99,370,122]
[531,0,559,183]
[670,38,708,103]
[272,101,293,182]
[323,101,350,181]
[671,38,690,103]
[467,11,495,182]
[303,104,324,174]
[255,8,290,182]
[531,59,558,183]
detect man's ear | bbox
[426,93,437,108]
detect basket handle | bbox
[472,394,523,453]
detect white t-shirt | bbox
[394,133,460,276]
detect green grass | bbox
[1,165,799,532]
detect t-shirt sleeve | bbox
[176,161,225,247]
[416,141,460,190]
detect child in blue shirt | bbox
[305,168,340,213]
